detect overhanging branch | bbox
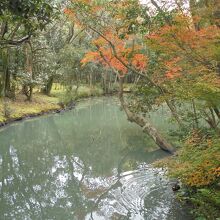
[0,35,31,46]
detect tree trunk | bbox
[42,76,53,95]
[24,41,33,101]
[0,48,10,97]
[89,72,93,88]
[192,99,199,129]
[165,99,184,128]
[4,64,10,97]
[189,0,200,30]
[26,86,33,101]
[213,107,220,120]
[0,51,4,96]
[118,77,175,153]
[103,71,108,94]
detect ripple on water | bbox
[96,164,184,220]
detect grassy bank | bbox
[0,85,103,124]
[0,94,60,124]
[51,84,103,105]
[156,131,220,219]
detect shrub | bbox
[158,131,220,219]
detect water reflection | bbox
[0,97,191,219]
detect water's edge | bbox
[0,97,81,129]
[0,95,118,129]
[0,96,193,219]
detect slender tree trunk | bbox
[203,109,220,134]
[10,49,19,100]
[118,77,175,153]
[209,107,217,128]
[0,48,10,97]
[42,76,53,95]
[103,71,108,94]
[24,41,33,101]
[28,86,33,101]
[165,100,184,128]
[189,0,200,30]
[213,107,220,120]
[89,72,93,88]
[4,64,10,97]
[192,99,199,129]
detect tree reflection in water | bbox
[0,97,191,219]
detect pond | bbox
[0,97,192,219]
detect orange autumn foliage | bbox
[185,163,219,187]
[132,54,148,71]
[63,8,75,19]
[164,57,182,79]
[81,32,148,74]
[147,15,220,80]
[164,131,220,187]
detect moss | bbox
[0,85,104,124]
[0,93,60,124]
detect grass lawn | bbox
[0,93,60,123]
[0,85,103,124]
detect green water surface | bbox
[0,97,192,220]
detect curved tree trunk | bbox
[119,77,175,154]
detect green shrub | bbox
[58,86,103,107]
[156,131,220,219]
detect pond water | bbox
[0,97,192,220]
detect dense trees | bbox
[65,0,220,218]
[0,1,113,101]
[0,0,55,98]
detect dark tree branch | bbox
[0,35,31,46]
[89,25,184,127]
